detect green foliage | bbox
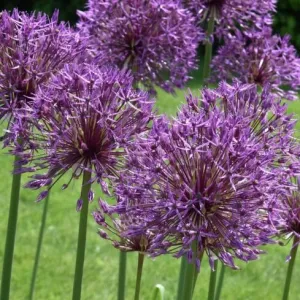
[274,0,300,50]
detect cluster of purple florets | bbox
[211,27,300,100]
[1,0,300,271]
[77,0,202,93]
[94,83,300,268]
[0,9,86,145]
[182,0,276,38]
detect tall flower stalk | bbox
[207,260,218,300]
[202,15,215,81]
[134,253,145,300]
[214,264,226,300]
[282,236,299,300]
[118,251,127,300]
[72,171,92,300]
[28,193,50,300]
[176,257,188,300]
[180,242,203,300]
[0,151,22,300]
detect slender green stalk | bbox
[214,264,225,300]
[207,260,218,300]
[181,262,197,300]
[202,15,215,82]
[117,251,127,300]
[181,242,202,300]
[182,259,197,300]
[176,257,188,300]
[28,192,50,300]
[0,154,22,300]
[72,171,92,300]
[134,253,145,300]
[282,236,299,300]
[192,251,204,295]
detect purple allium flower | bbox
[77,0,201,93]
[93,198,170,255]
[211,28,300,100]
[271,178,300,260]
[109,83,298,269]
[0,9,86,145]
[183,0,276,38]
[16,63,153,202]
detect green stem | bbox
[176,257,188,300]
[72,171,92,300]
[207,260,218,300]
[117,251,127,300]
[28,192,50,300]
[214,263,225,300]
[134,253,145,300]
[282,236,299,300]
[0,154,22,300]
[192,251,204,295]
[202,16,215,82]
[182,259,197,300]
[182,242,202,300]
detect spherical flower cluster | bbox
[77,0,201,93]
[93,198,170,255]
[211,28,300,100]
[182,0,276,39]
[270,178,300,259]
[100,83,298,269]
[0,9,86,145]
[16,63,153,203]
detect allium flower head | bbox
[271,177,300,259]
[110,83,298,269]
[78,0,201,93]
[183,0,276,38]
[211,28,300,100]
[93,198,170,255]
[17,63,153,202]
[0,9,86,145]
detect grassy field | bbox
[0,83,300,300]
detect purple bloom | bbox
[77,0,201,93]
[16,63,153,202]
[211,28,300,100]
[110,83,298,269]
[0,9,86,146]
[271,177,300,260]
[93,198,170,255]
[183,0,276,39]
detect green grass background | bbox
[1,81,300,300]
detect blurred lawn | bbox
[0,82,300,300]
